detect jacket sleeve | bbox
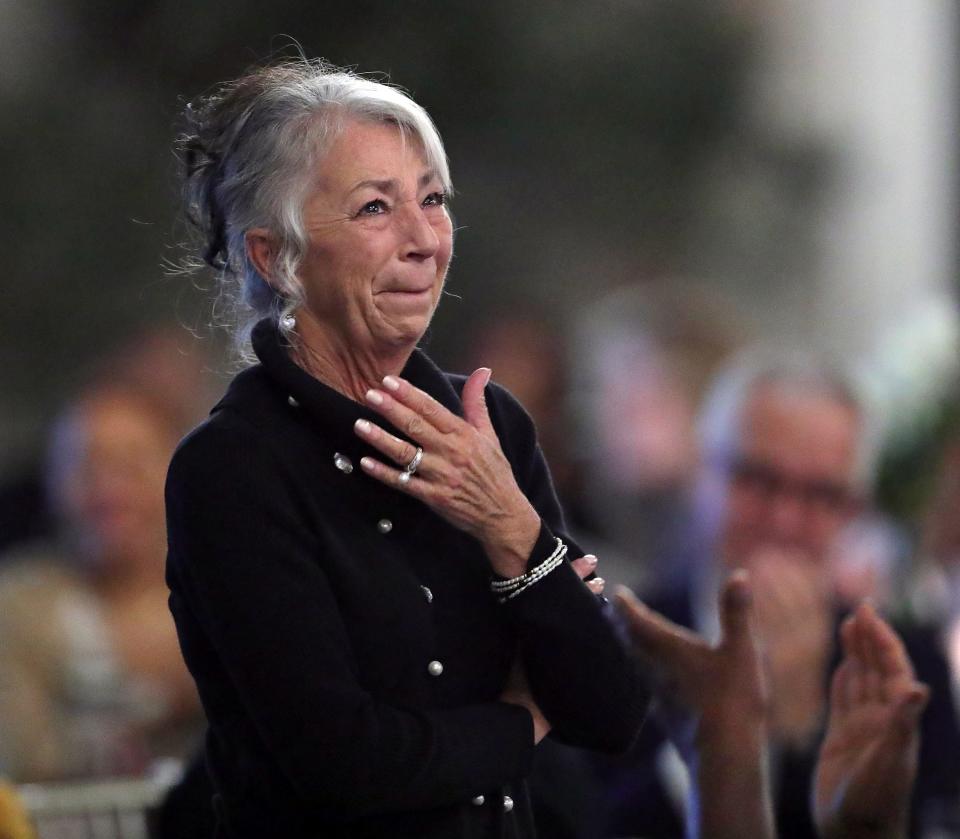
[485,384,649,753]
[165,418,534,820]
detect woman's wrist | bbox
[482,503,541,579]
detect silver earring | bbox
[280,313,296,330]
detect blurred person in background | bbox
[458,311,586,528]
[617,580,932,839]
[911,439,960,710]
[0,324,216,559]
[0,374,204,782]
[601,354,960,838]
[570,284,742,593]
[828,514,906,613]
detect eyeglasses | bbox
[729,457,856,514]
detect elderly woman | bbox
[165,59,646,839]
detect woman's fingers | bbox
[460,368,495,434]
[570,555,603,593]
[364,388,445,445]
[570,555,599,579]
[354,418,425,471]
[379,375,462,435]
[359,456,428,496]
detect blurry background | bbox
[1,0,960,833]
[2,0,956,467]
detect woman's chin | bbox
[374,306,436,347]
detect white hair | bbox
[179,58,452,361]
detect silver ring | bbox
[404,446,424,475]
[398,470,412,485]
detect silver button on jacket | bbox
[427,660,443,677]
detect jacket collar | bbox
[244,317,463,460]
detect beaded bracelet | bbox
[491,538,567,603]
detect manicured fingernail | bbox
[355,419,371,434]
[382,375,400,391]
[360,457,376,471]
[366,389,384,405]
[480,368,492,387]
[592,577,605,587]
[584,554,598,566]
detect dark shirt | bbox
[165,319,646,839]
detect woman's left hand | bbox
[355,368,541,578]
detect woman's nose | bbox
[400,204,440,260]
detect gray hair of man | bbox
[178,58,452,361]
[697,349,881,496]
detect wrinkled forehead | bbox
[314,109,443,177]
[309,117,438,192]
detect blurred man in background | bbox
[601,355,960,838]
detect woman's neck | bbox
[290,312,414,403]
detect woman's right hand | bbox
[355,369,542,579]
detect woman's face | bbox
[295,118,453,355]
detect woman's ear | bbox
[245,228,278,286]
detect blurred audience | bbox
[570,283,743,591]
[617,580,930,839]
[828,514,907,613]
[458,310,586,524]
[0,366,205,782]
[463,289,744,837]
[0,324,216,560]
[911,439,960,716]
[600,353,960,838]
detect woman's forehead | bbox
[314,119,431,186]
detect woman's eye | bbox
[422,191,446,208]
[358,199,387,216]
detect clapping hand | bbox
[616,572,774,839]
[813,603,929,839]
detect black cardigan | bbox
[165,319,647,839]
